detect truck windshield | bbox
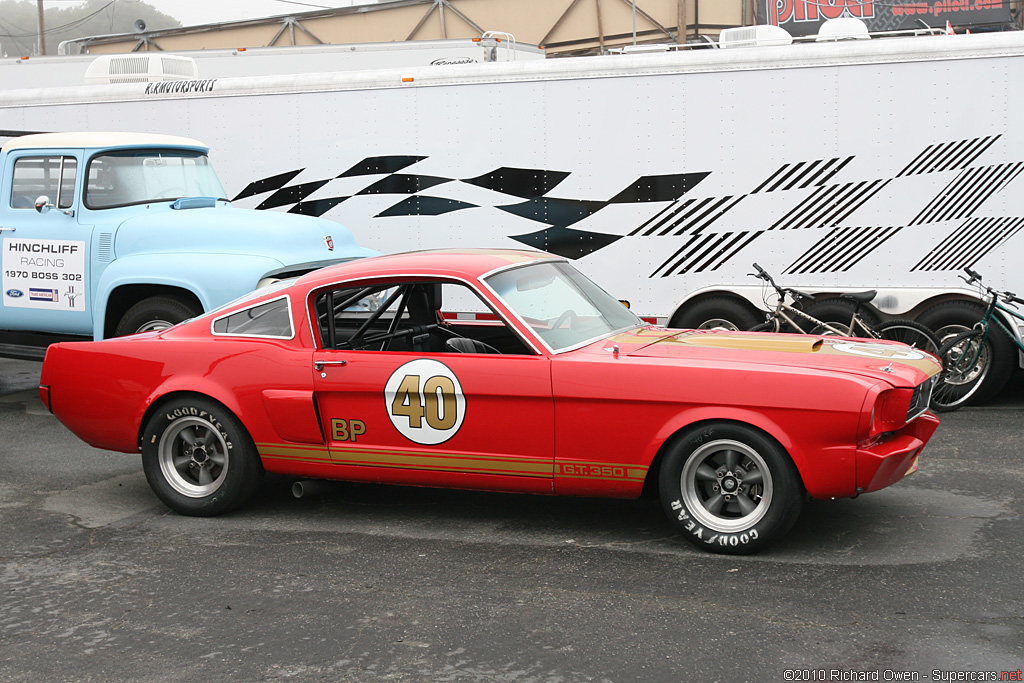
[84,149,227,209]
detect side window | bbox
[10,156,77,210]
[440,282,492,316]
[314,283,421,352]
[314,281,533,355]
[212,296,293,338]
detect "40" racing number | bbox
[384,359,466,445]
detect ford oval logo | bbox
[5,289,23,298]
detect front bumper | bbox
[856,412,940,494]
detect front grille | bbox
[908,377,935,421]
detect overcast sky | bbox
[62,0,376,27]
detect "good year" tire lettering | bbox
[670,498,760,546]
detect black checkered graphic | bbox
[236,157,702,259]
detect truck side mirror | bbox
[34,195,74,217]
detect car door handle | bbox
[314,359,347,371]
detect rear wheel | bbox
[671,297,761,332]
[141,397,264,516]
[874,319,941,355]
[115,296,201,336]
[659,423,803,554]
[801,298,879,336]
[931,329,1003,411]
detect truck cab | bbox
[0,132,375,358]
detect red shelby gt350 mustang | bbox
[40,250,940,554]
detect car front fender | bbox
[92,253,284,339]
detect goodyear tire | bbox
[671,297,761,331]
[141,397,264,516]
[115,296,201,336]
[659,423,803,554]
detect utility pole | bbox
[36,0,46,56]
[677,0,687,44]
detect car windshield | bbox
[84,149,227,209]
[485,261,642,352]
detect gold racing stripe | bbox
[257,444,647,481]
[257,442,552,478]
[257,443,332,464]
[662,332,941,375]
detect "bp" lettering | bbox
[332,419,366,442]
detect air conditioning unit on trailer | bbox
[718,25,793,49]
[84,54,198,85]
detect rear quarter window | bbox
[212,296,293,339]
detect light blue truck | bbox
[0,132,375,359]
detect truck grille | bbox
[908,377,935,421]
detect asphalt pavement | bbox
[0,358,1021,682]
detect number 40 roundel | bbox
[384,359,466,445]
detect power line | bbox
[0,1,115,39]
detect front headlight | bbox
[867,388,913,438]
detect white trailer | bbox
[2,29,1024,400]
[0,36,541,89]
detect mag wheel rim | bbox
[680,439,773,533]
[158,416,230,498]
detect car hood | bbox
[602,327,940,387]
[112,203,376,264]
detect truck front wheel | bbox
[115,296,202,336]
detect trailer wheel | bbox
[801,298,879,336]
[917,301,990,344]
[918,300,1015,405]
[115,296,202,336]
[671,297,762,331]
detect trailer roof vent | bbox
[84,54,198,85]
[718,25,793,49]
[815,17,870,41]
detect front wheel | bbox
[141,397,264,516]
[115,295,201,336]
[874,319,941,356]
[930,330,993,412]
[659,423,803,554]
